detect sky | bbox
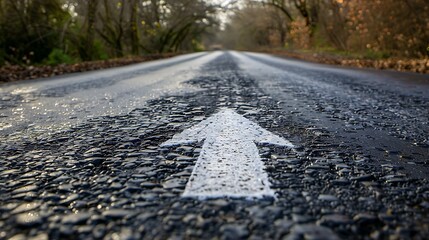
[212,0,242,27]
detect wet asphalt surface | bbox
[0,51,429,239]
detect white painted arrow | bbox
[161,108,294,199]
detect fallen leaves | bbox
[0,53,179,84]
[340,58,429,74]
[264,50,429,74]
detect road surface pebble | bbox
[0,53,428,239]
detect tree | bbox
[71,0,101,60]
[0,0,70,64]
[140,0,218,53]
[317,0,348,50]
[344,0,429,57]
[227,0,428,57]
[220,2,288,49]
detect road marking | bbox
[161,108,294,199]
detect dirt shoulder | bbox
[262,50,429,74]
[0,53,179,84]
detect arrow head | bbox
[161,108,294,148]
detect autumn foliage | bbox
[0,0,428,79]
[222,0,429,59]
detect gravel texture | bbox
[1,53,428,239]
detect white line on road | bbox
[161,108,294,199]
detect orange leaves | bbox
[263,49,429,74]
[289,19,311,49]
[341,0,428,57]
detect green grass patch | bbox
[45,48,75,65]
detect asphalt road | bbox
[1,51,428,239]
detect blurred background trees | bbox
[222,0,429,58]
[0,0,219,65]
[0,0,427,67]
[0,0,70,64]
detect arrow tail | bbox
[183,127,274,199]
